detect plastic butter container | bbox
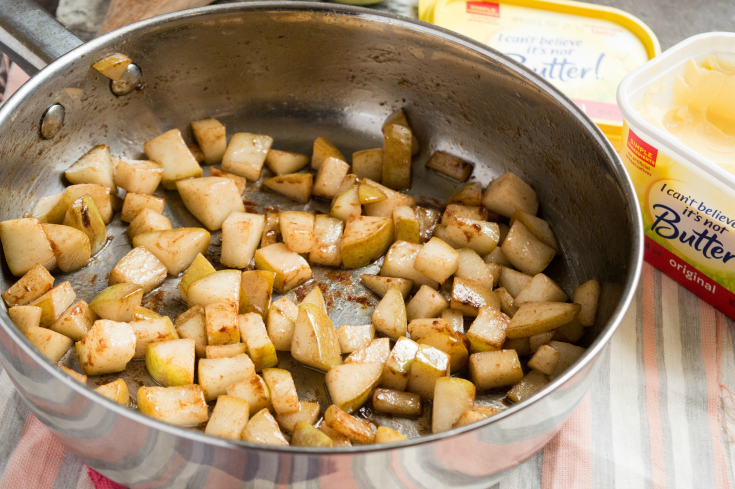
[418,0,659,149]
[617,33,735,319]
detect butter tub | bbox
[617,32,735,319]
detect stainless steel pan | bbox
[0,1,643,487]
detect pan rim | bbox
[0,1,643,455]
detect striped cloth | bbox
[0,262,731,488]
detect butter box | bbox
[618,32,735,319]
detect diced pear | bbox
[266,296,298,351]
[137,385,209,426]
[495,287,519,321]
[175,306,207,357]
[499,268,533,298]
[372,286,407,340]
[352,148,383,182]
[254,243,311,293]
[191,118,227,165]
[503,337,531,356]
[9,306,41,333]
[186,270,242,307]
[176,177,245,230]
[432,377,475,433]
[241,408,289,446]
[206,343,247,359]
[574,279,600,327]
[425,151,473,181]
[342,216,394,269]
[146,230,223,286]
[482,172,538,218]
[64,184,113,224]
[451,278,500,317]
[210,168,247,195]
[407,318,453,341]
[25,327,73,362]
[227,374,272,413]
[144,129,203,189]
[30,282,76,327]
[291,421,333,447]
[76,320,136,375]
[445,219,499,255]
[309,215,344,267]
[205,302,240,346]
[330,184,361,222]
[89,283,143,322]
[49,300,95,341]
[126,209,172,240]
[179,253,215,303]
[372,388,422,417]
[466,306,509,353]
[515,273,567,304]
[291,303,341,372]
[63,196,107,256]
[548,341,586,379]
[324,404,374,443]
[337,324,374,354]
[260,213,280,248]
[312,136,345,170]
[145,338,195,387]
[446,182,482,206]
[2,264,54,307]
[362,179,416,217]
[360,274,413,299]
[418,331,469,372]
[469,350,524,390]
[529,331,554,354]
[92,53,131,80]
[485,247,512,267]
[313,157,350,199]
[65,145,116,191]
[221,213,265,269]
[380,336,419,391]
[510,210,558,253]
[375,426,408,443]
[381,241,438,289]
[455,248,496,290]
[0,218,57,276]
[416,207,440,243]
[506,302,581,338]
[198,353,256,402]
[205,395,250,440]
[276,402,321,433]
[441,204,488,225]
[442,308,465,333]
[94,378,129,405]
[239,313,278,371]
[121,193,165,223]
[383,108,420,155]
[109,246,166,294]
[263,173,313,204]
[320,423,352,447]
[358,181,387,204]
[239,270,275,317]
[406,344,449,399]
[41,223,91,273]
[344,337,390,366]
[502,221,555,275]
[326,362,383,413]
[527,344,561,376]
[507,370,549,403]
[265,149,309,175]
[413,238,458,284]
[222,133,273,180]
[432,224,461,248]
[28,193,68,224]
[263,368,299,415]
[382,123,412,190]
[406,285,449,321]
[114,159,163,195]
[300,286,326,313]
[279,211,315,253]
[392,205,420,244]
[58,365,87,384]
[452,405,501,428]
[131,316,178,358]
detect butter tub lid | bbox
[419,0,660,149]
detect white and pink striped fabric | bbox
[0,263,731,488]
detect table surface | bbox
[0,1,733,488]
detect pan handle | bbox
[0,0,83,76]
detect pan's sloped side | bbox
[0,4,641,488]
